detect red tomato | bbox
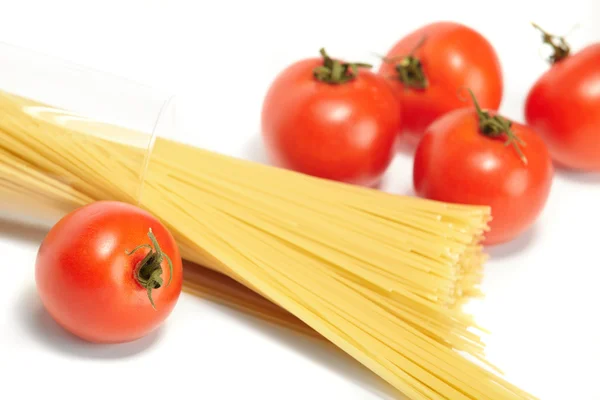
[35,201,183,343]
[525,25,600,171]
[378,21,503,142]
[413,92,554,245]
[261,48,402,187]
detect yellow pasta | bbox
[0,90,535,399]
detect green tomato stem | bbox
[382,36,428,90]
[313,48,372,84]
[125,228,174,310]
[531,22,570,64]
[467,88,528,165]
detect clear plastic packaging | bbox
[0,42,316,338]
[0,42,175,227]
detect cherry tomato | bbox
[35,201,183,343]
[378,21,503,142]
[525,24,600,171]
[413,92,554,245]
[261,48,402,187]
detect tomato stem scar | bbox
[313,48,372,84]
[466,88,528,165]
[125,228,174,310]
[531,22,570,64]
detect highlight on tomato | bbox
[261,48,402,187]
[377,21,503,143]
[35,201,183,344]
[524,23,600,171]
[413,90,554,245]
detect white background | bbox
[1,1,599,399]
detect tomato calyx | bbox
[312,48,372,84]
[531,22,570,64]
[467,89,528,165]
[125,228,174,310]
[382,36,428,90]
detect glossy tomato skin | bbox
[413,109,554,245]
[261,58,402,187]
[378,22,503,141]
[525,43,600,171]
[35,201,183,343]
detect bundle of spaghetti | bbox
[0,90,535,399]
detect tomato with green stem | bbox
[35,201,183,343]
[378,21,503,143]
[413,90,554,245]
[261,48,402,187]
[525,23,600,171]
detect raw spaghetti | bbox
[0,90,535,400]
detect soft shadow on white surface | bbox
[0,218,48,243]
[556,169,600,184]
[206,302,402,400]
[380,169,415,196]
[485,226,539,260]
[241,133,271,165]
[395,135,419,157]
[15,286,163,359]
